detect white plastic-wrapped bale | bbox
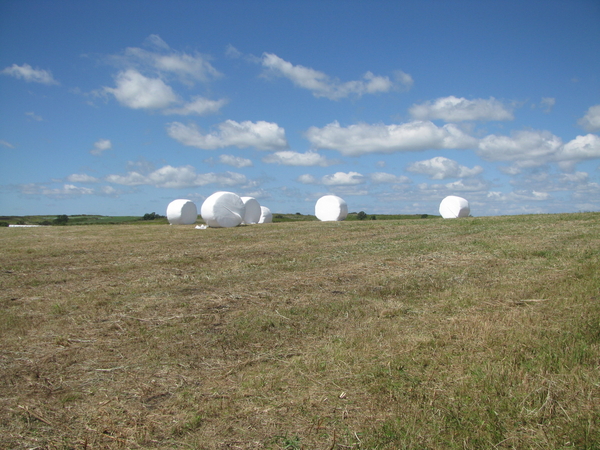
[315,195,348,221]
[241,197,261,224]
[258,206,273,223]
[166,199,198,225]
[439,195,470,219]
[201,192,246,228]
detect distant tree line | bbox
[142,212,165,220]
[54,215,69,225]
[356,211,376,220]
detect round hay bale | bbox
[439,195,470,219]
[241,197,261,224]
[166,199,198,225]
[258,206,273,223]
[200,192,246,228]
[315,195,348,221]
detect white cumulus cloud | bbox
[262,150,337,167]
[90,139,112,156]
[370,172,411,184]
[306,120,478,156]
[106,164,247,189]
[418,178,489,194]
[218,154,253,168]
[297,171,365,185]
[104,69,178,109]
[120,35,222,84]
[261,53,410,100]
[66,174,100,183]
[558,134,600,170]
[1,63,59,85]
[297,174,318,184]
[477,130,563,171]
[167,120,288,150]
[540,97,556,113]
[409,96,514,122]
[163,96,228,115]
[20,183,95,197]
[478,130,600,172]
[577,105,600,132]
[101,36,225,115]
[407,156,484,179]
[323,171,365,185]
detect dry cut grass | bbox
[1,213,599,449]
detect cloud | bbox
[100,37,225,115]
[512,170,600,196]
[90,139,112,156]
[66,174,100,183]
[0,140,15,148]
[509,190,551,201]
[104,69,178,109]
[20,183,94,197]
[558,134,600,170]
[418,178,490,194]
[485,190,552,205]
[100,185,120,196]
[25,112,43,121]
[443,178,490,192]
[48,185,95,196]
[261,53,410,100]
[297,171,365,186]
[577,105,600,132]
[394,71,414,90]
[120,35,222,84]
[163,96,228,115]
[297,174,318,184]
[306,120,478,156]
[370,172,411,184]
[409,96,514,122]
[477,129,562,171]
[144,34,170,50]
[262,150,337,167]
[407,156,484,179]
[126,158,155,173]
[218,154,253,168]
[478,130,600,172]
[322,171,365,185]
[167,120,288,150]
[106,164,247,188]
[225,44,242,59]
[242,189,271,200]
[19,181,124,198]
[540,97,556,113]
[1,63,59,85]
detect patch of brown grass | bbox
[1,213,599,449]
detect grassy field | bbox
[1,213,599,449]
[0,212,439,226]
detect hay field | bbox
[1,213,599,449]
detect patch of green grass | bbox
[271,434,302,449]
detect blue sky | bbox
[1,0,599,217]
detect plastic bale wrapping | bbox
[241,197,261,224]
[315,195,348,221]
[166,199,198,225]
[200,192,246,228]
[439,195,470,219]
[258,206,273,223]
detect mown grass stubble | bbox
[0,213,599,449]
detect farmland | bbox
[1,213,599,449]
